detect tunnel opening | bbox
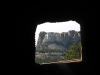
[35,20,82,64]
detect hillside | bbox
[36,30,81,50]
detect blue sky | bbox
[35,20,80,46]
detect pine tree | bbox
[61,41,82,60]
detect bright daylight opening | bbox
[35,20,82,64]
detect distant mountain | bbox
[36,30,81,50]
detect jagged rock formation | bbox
[36,30,81,50]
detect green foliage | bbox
[35,56,62,64]
[35,48,66,64]
[36,49,66,53]
[61,41,82,60]
[35,41,82,64]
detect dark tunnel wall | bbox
[4,2,99,74]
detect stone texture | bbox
[48,43,67,50]
[36,30,81,50]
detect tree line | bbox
[61,41,82,60]
[36,49,66,53]
[35,41,82,64]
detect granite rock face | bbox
[36,30,81,50]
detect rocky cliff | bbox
[36,30,81,50]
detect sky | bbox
[35,20,80,46]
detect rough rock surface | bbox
[36,30,81,50]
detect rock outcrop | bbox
[36,30,81,50]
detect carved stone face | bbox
[37,31,81,50]
[43,33,56,43]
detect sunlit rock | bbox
[36,30,81,50]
